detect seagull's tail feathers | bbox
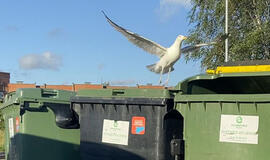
[146,64,158,73]
[164,67,174,73]
[146,64,174,74]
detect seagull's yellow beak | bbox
[183,36,188,40]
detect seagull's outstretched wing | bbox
[102,11,167,58]
[181,42,216,53]
[181,34,229,53]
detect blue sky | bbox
[0,0,202,86]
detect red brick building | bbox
[0,72,10,97]
[2,71,165,93]
[7,83,165,93]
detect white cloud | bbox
[158,0,191,21]
[19,52,62,70]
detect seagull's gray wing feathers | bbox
[181,42,216,53]
[102,11,167,58]
[181,34,229,53]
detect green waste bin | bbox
[71,88,184,160]
[174,71,270,160]
[0,88,80,160]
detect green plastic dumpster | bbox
[0,88,80,160]
[174,71,270,160]
[71,88,184,160]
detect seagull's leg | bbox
[159,68,164,85]
[164,67,171,86]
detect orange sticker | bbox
[131,117,145,135]
[15,117,20,133]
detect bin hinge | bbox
[170,139,184,159]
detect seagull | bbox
[102,11,227,85]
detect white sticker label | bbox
[8,118,14,138]
[102,119,129,146]
[219,115,259,144]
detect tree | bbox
[185,0,270,69]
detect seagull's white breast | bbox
[167,45,181,63]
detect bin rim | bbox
[71,96,173,106]
[75,88,173,99]
[174,94,270,103]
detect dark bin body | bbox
[71,89,183,160]
[0,88,80,160]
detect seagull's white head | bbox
[177,35,188,41]
[173,35,187,47]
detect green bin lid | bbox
[0,88,75,109]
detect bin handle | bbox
[112,89,125,96]
[41,90,58,98]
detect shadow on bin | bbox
[164,110,184,160]
[81,141,145,160]
[7,134,80,160]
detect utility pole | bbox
[225,0,229,62]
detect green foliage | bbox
[185,0,270,69]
